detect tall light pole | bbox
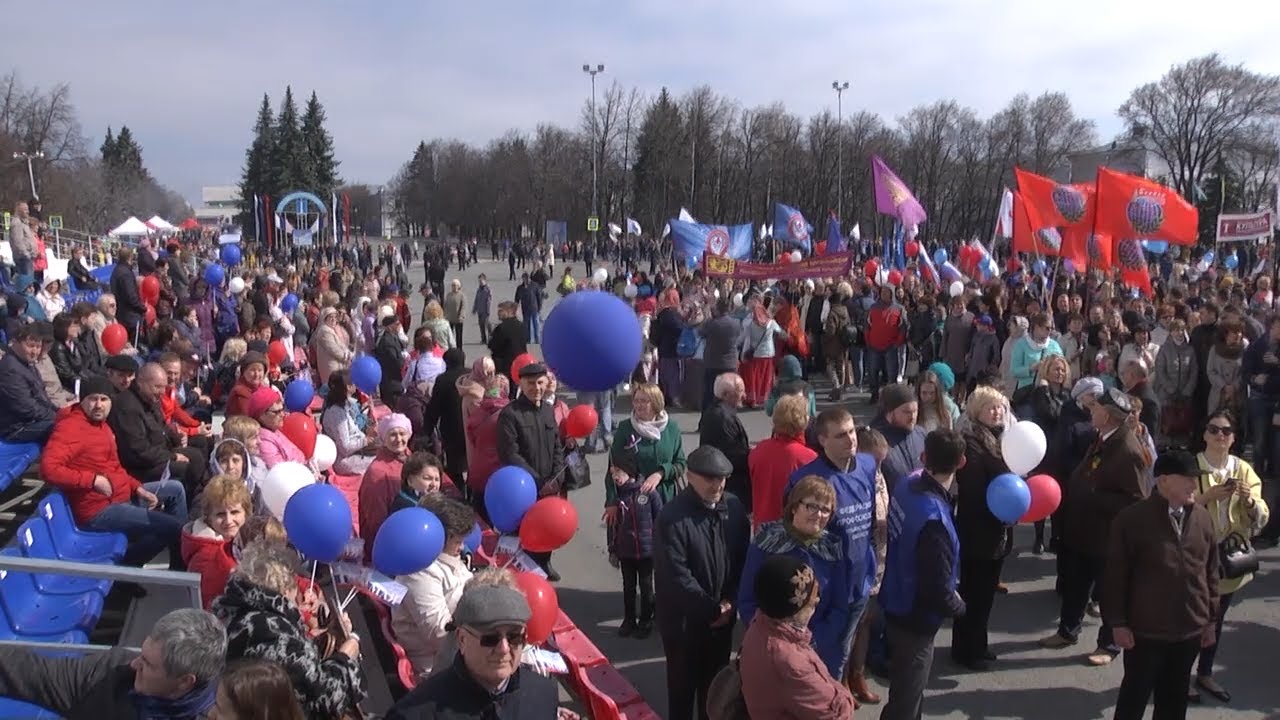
[13,150,44,199]
[832,82,849,221]
[583,63,605,245]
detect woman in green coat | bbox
[605,382,687,509]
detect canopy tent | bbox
[146,215,176,231]
[179,217,200,230]
[109,216,152,237]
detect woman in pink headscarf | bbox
[250,386,309,469]
[358,413,414,560]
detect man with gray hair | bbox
[109,362,207,498]
[8,201,36,278]
[0,607,226,719]
[1120,357,1161,442]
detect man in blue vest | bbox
[878,428,968,720]
[785,407,878,681]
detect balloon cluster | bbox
[987,420,1061,524]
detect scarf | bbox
[1025,334,1050,352]
[130,680,217,720]
[631,411,669,441]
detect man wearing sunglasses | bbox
[387,582,577,719]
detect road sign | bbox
[587,216,599,232]
[2,212,9,230]
[47,215,63,230]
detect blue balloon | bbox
[202,263,225,287]
[542,291,642,392]
[280,293,300,313]
[939,261,962,283]
[220,243,242,267]
[350,356,382,394]
[1031,259,1047,275]
[372,507,445,576]
[1203,250,1215,264]
[284,379,315,412]
[1141,239,1169,254]
[463,523,483,553]
[986,473,1032,524]
[484,465,538,533]
[933,248,948,266]
[1225,253,1239,270]
[282,483,352,563]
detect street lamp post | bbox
[12,150,44,199]
[583,63,605,246]
[832,82,849,221]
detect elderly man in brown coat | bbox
[1039,387,1148,666]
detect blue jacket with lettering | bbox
[785,452,877,605]
[879,472,963,633]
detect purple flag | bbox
[871,155,927,228]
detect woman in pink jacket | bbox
[249,387,309,469]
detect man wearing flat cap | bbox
[653,445,750,720]
[497,361,566,579]
[1104,450,1219,720]
[1040,387,1148,667]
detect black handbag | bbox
[1218,532,1259,580]
[562,447,592,491]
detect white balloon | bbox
[592,268,609,284]
[228,277,245,294]
[713,288,721,299]
[624,283,638,298]
[1001,420,1047,476]
[311,434,337,472]
[790,250,802,263]
[875,268,889,286]
[949,280,965,298]
[260,461,315,519]
[731,292,744,308]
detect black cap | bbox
[105,355,138,373]
[517,361,547,379]
[610,445,639,478]
[1153,449,1212,478]
[79,376,115,399]
[687,445,733,478]
[1096,387,1133,415]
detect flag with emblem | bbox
[871,155,927,227]
[1095,167,1199,245]
[773,203,812,251]
[669,220,753,266]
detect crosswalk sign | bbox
[48,215,63,229]
[587,216,600,232]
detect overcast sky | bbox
[11,0,1280,205]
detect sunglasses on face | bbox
[1206,425,1234,436]
[467,627,527,648]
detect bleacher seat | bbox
[35,495,127,563]
[0,565,102,636]
[0,697,62,719]
[2,547,111,597]
[0,441,40,494]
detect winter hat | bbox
[976,314,994,328]
[79,376,115,400]
[240,351,268,374]
[1070,377,1104,402]
[927,362,956,391]
[753,554,817,621]
[377,413,412,441]
[879,382,916,415]
[448,585,531,631]
[247,386,282,419]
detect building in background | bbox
[195,185,240,226]
[1062,134,1172,186]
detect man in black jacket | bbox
[697,372,751,509]
[1121,356,1161,443]
[487,301,527,384]
[424,348,469,488]
[497,362,565,579]
[0,323,58,443]
[653,445,750,720]
[109,363,206,499]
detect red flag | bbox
[1115,237,1152,296]
[1095,167,1199,245]
[1012,191,1061,256]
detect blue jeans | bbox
[88,480,187,569]
[865,348,900,394]
[837,594,870,679]
[13,256,33,278]
[524,312,541,344]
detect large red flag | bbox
[1015,168,1093,229]
[1115,237,1153,296]
[1012,191,1061,256]
[1095,167,1199,245]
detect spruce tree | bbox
[301,91,340,198]
[272,86,311,193]
[100,127,118,165]
[239,93,277,228]
[112,126,146,177]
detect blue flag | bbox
[669,220,753,266]
[823,214,845,255]
[893,223,906,271]
[773,203,812,251]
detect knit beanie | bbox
[247,386,281,419]
[79,376,115,399]
[927,362,955,391]
[753,554,817,620]
[878,382,916,415]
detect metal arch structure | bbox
[274,190,327,216]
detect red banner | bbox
[1216,210,1273,242]
[702,252,853,280]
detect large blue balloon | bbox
[202,263,225,287]
[542,291,642,392]
[220,243,242,267]
[1225,253,1239,270]
[282,483,352,563]
[1031,259,1047,275]
[463,522,483,553]
[933,248,948,266]
[986,473,1032,524]
[484,465,538,533]
[350,356,382,394]
[284,379,315,412]
[1141,239,1169,255]
[280,293,300,314]
[372,507,445,576]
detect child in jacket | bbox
[605,447,663,639]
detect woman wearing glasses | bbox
[735,475,851,678]
[1189,411,1270,704]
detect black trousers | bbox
[659,620,733,720]
[149,446,207,502]
[1113,636,1199,720]
[952,554,1004,661]
[1057,548,1113,649]
[450,322,463,347]
[619,557,654,623]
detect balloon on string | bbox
[518,497,580,553]
[543,291,643,393]
[886,269,903,286]
[282,483,352,562]
[267,340,289,366]
[284,379,315,412]
[510,353,536,383]
[280,293,300,313]
[350,356,382,394]
[779,253,794,265]
[905,240,920,258]
[220,243,242,267]
[1225,253,1239,270]
[933,248,948,265]
[144,303,157,327]
[1203,250,1216,264]
[311,434,337,472]
[228,276,246,294]
[789,250,802,263]
[987,473,1032,524]
[102,323,128,355]
[485,465,538,533]
[260,461,315,519]
[863,259,879,279]
[562,404,598,439]
[202,264,225,287]
[1020,474,1062,523]
[1141,239,1169,254]
[281,412,319,459]
[140,275,161,305]
[463,523,484,553]
[731,292,744,308]
[623,283,638,298]
[1001,420,1047,476]
[1032,259,1047,275]
[939,261,962,284]
[949,280,965,298]
[1063,258,1076,275]
[372,507,445,576]
[513,571,559,645]
[592,268,609,284]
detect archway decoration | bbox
[274,191,328,247]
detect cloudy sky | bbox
[11,1,1280,204]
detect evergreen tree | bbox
[111,126,146,177]
[272,86,311,193]
[301,91,340,197]
[100,127,117,165]
[238,93,277,228]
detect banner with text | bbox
[702,251,853,280]
[1216,210,1273,242]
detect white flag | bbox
[851,223,861,242]
[626,218,642,236]
[607,222,622,239]
[661,223,670,239]
[996,187,1015,238]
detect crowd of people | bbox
[0,195,1274,719]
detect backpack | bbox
[706,656,750,720]
[676,327,700,358]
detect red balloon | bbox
[562,404,598,440]
[513,571,559,645]
[863,259,879,279]
[886,269,903,286]
[144,303,157,327]
[281,412,318,459]
[1020,474,1062,523]
[102,323,128,354]
[518,497,580,553]
[905,240,920,258]
[140,275,161,305]
[268,340,289,367]
[510,353,536,383]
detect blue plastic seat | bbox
[2,547,111,597]
[0,622,87,645]
[0,565,102,636]
[35,495,127,563]
[0,697,63,719]
[0,441,39,493]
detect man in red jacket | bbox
[864,286,908,404]
[40,376,187,569]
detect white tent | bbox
[146,215,176,231]
[109,216,152,237]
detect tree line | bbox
[237,87,342,229]
[387,53,1280,245]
